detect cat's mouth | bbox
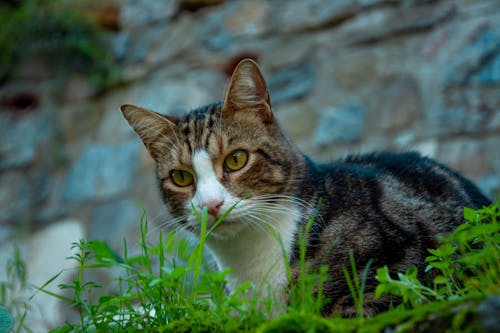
[187,208,249,238]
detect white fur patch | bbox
[190,149,300,302]
[192,150,227,209]
[207,206,299,298]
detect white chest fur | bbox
[206,208,299,295]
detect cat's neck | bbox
[206,206,300,294]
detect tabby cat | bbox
[120,59,490,316]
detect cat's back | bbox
[306,151,490,316]
[321,151,488,211]
[311,151,490,257]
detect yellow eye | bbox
[224,150,248,171]
[170,170,194,187]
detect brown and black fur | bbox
[120,59,490,317]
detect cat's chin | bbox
[186,214,249,240]
[208,218,250,240]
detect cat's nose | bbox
[204,199,224,217]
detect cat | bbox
[120,59,490,317]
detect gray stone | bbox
[432,106,488,134]
[223,1,270,37]
[478,296,500,333]
[273,0,357,33]
[445,27,500,86]
[119,0,177,29]
[478,174,500,200]
[0,171,32,223]
[26,219,85,330]
[202,0,270,50]
[0,167,52,224]
[0,111,51,170]
[90,199,143,246]
[0,225,13,247]
[116,70,219,115]
[372,77,422,132]
[470,48,500,84]
[267,62,315,105]
[313,104,365,147]
[116,14,197,71]
[62,141,139,203]
[201,7,234,51]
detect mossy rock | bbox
[256,312,337,333]
[0,306,14,333]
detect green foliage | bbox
[28,201,500,332]
[283,213,329,316]
[35,209,268,332]
[376,201,500,308]
[0,246,29,333]
[343,251,372,318]
[0,0,119,89]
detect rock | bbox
[266,62,316,105]
[436,139,496,178]
[119,0,177,29]
[342,2,456,45]
[0,306,13,333]
[62,141,139,203]
[478,174,500,200]
[313,104,365,147]
[145,15,198,67]
[114,13,197,75]
[0,171,32,223]
[432,105,488,134]
[201,0,269,51]
[62,74,98,101]
[25,219,85,331]
[0,111,51,170]
[372,77,422,132]
[478,296,500,333]
[469,47,500,84]
[90,199,143,247]
[201,10,234,51]
[224,1,270,37]
[273,0,358,34]
[274,103,317,141]
[445,27,500,86]
[108,70,219,116]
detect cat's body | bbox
[121,59,490,316]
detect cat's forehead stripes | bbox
[178,102,222,154]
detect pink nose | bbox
[204,199,224,217]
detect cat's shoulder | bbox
[318,151,435,175]
[340,151,437,170]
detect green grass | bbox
[2,201,499,332]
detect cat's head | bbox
[121,59,305,239]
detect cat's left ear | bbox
[223,59,272,123]
[120,103,177,160]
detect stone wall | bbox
[0,0,499,330]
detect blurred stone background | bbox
[0,0,499,330]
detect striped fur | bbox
[121,59,490,317]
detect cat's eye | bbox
[170,169,194,187]
[224,150,248,171]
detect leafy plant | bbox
[0,246,29,333]
[376,201,500,307]
[281,213,329,316]
[32,201,500,332]
[35,208,270,332]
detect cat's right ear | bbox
[223,59,273,123]
[120,104,177,159]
